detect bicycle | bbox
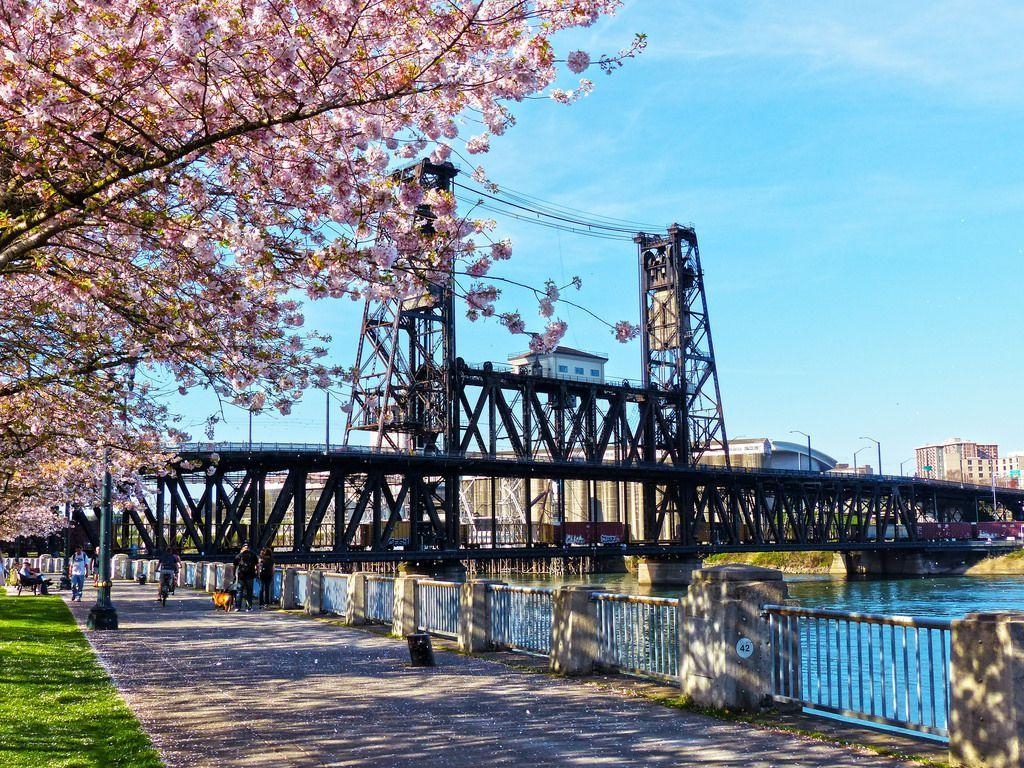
[157,569,176,606]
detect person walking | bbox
[69,546,90,601]
[257,547,275,607]
[233,545,258,611]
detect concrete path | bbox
[66,582,924,768]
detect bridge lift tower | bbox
[344,160,459,454]
[635,224,729,468]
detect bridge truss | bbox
[60,163,1024,561]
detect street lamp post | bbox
[86,452,118,630]
[853,446,869,473]
[900,458,914,476]
[859,436,882,476]
[790,430,813,472]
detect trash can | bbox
[406,632,436,667]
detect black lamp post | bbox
[790,430,813,472]
[87,452,118,630]
[860,436,882,476]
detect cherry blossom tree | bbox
[0,0,642,537]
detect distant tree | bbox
[0,0,642,537]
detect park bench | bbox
[16,574,43,596]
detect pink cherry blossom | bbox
[0,0,642,536]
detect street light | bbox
[87,450,118,630]
[899,458,914,476]
[859,436,882,476]
[790,430,813,472]
[853,446,870,473]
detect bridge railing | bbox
[415,580,461,639]
[763,604,952,739]
[592,592,681,682]
[487,584,554,656]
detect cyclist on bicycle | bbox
[156,548,180,601]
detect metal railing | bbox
[366,575,395,624]
[764,605,952,738]
[487,585,554,656]
[294,571,309,606]
[594,593,681,681]
[416,580,461,639]
[322,573,350,615]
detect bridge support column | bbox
[828,552,852,576]
[550,586,606,676]
[345,572,369,625]
[680,565,790,712]
[392,576,419,638]
[856,548,984,577]
[949,611,1024,768]
[398,560,467,582]
[306,571,323,614]
[458,579,504,653]
[637,557,702,586]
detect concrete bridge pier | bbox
[845,548,992,577]
[398,560,468,582]
[636,556,703,586]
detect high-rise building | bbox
[915,438,998,482]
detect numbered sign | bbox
[736,637,754,659]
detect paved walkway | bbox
[67,583,929,768]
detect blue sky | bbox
[190,1,1024,474]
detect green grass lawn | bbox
[0,593,162,768]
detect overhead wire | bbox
[455,181,667,240]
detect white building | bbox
[702,438,837,472]
[507,346,608,383]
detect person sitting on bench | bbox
[18,561,52,594]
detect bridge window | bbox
[558,365,568,373]
[574,367,584,374]
[590,369,600,377]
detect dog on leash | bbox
[212,589,235,612]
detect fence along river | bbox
[99,557,1024,743]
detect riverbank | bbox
[965,547,1024,575]
[703,551,835,573]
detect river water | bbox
[508,572,1024,619]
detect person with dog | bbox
[257,546,274,607]
[233,544,258,611]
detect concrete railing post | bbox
[392,575,419,637]
[458,579,504,653]
[205,563,219,592]
[550,586,606,675]
[307,570,323,614]
[111,554,128,580]
[949,611,1024,768]
[345,572,368,625]
[680,565,790,712]
[280,568,298,609]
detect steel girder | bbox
[77,445,1024,561]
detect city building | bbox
[915,438,998,483]
[701,438,837,472]
[507,346,608,383]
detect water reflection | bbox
[505,572,1024,619]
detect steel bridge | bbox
[64,161,1024,562]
